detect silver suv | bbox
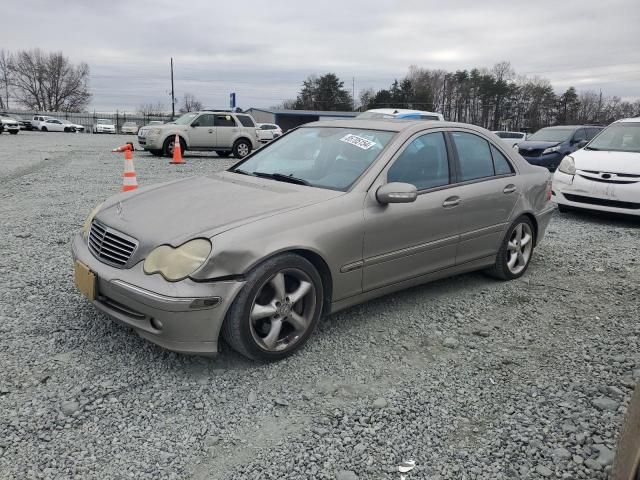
[137,111,260,158]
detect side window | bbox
[490,144,514,175]
[215,115,237,127]
[387,132,449,191]
[451,132,495,182]
[573,129,586,142]
[194,114,214,127]
[236,115,255,127]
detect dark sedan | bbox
[515,125,603,171]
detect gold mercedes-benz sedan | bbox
[72,119,554,360]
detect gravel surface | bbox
[1,131,639,479]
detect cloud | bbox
[3,0,639,110]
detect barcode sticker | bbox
[339,134,376,150]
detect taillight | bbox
[545,179,552,201]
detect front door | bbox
[189,114,216,148]
[362,131,461,291]
[448,131,520,264]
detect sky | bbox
[2,0,639,112]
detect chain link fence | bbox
[2,110,175,133]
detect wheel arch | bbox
[519,211,539,246]
[163,133,188,150]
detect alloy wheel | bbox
[249,268,316,352]
[507,223,533,275]
[237,143,250,157]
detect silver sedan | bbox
[72,120,554,361]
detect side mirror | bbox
[376,182,418,204]
[191,122,199,128]
[574,139,588,148]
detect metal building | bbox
[246,108,358,131]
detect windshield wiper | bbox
[232,168,256,176]
[253,172,310,186]
[584,146,600,151]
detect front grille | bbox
[564,193,640,210]
[519,148,544,157]
[88,221,138,268]
[577,174,637,185]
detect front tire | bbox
[149,149,163,157]
[486,216,535,280]
[41,127,48,132]
[163,136,186,157]
[232,139,251,158]
[222,253,324,361]
[9,130,18,135]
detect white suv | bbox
[31,115,52,130]
[137,110,259,158]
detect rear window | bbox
[236,115,255,127]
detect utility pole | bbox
[352,77,355,111]
[170,57,175,119]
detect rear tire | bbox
[486,216,535,281]
[215,151,231,158]
[221,253,324,361]
[232,139,251,158]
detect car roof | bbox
[303,119,492,135]
[540,125,602,130]
[365,108,442,116]
[617,117,640,123]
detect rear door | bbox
[214,114,238,147]
[188,114,216,148]
[362,131,462,291]
[448,130,520,264]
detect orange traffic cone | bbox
[169,133,184,165]
[115,144,138,192]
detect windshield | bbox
[173,113,198,125]
[97,119,112,124]
[586,122,640,153]
[528,128,573,142]
[231,127,396,191]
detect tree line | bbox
[0,49,91,112]
[283,62,640,131]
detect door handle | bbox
[208,129,213,133]
[442,196,460,208]
[503,184,517,194]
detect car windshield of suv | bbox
[528,128,573,142]
[173,113,198,125]
[231,127,396,191]
[586,123,640,153]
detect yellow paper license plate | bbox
[74,260,96,301]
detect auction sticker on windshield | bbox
[340,134,376,150]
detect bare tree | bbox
[0,50,11,110]
[9,49,90,112]
[179,93,203,113]
[137,102,166,116]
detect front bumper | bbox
[71,232,245,354]
[520,151,565,171]
[3,124,19,132]
[552,171,640,216]
[138,134,161,149]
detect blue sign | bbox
[230,92,236,109]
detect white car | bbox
[257,123,283,142]
[40,118,72,132]
[31,115,52,130]
[552,117,640,216]
[357,108,444,121]
[0,113,20,134]
[492,131,527,148]
[62,120,85,133]
[93,119,116,134]
[121,121,139,134]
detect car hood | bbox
[1,118,19,125]
[518,140,561,150]
[572,149,640,175]
[94,172,343,247]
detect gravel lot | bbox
[1,131,639,479]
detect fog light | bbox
[150,318,163,331]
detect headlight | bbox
[82,202,103,236]
[148,128,162,135]
[542,145,561,155]
[143,239,212,281]
[558,156,576,175]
